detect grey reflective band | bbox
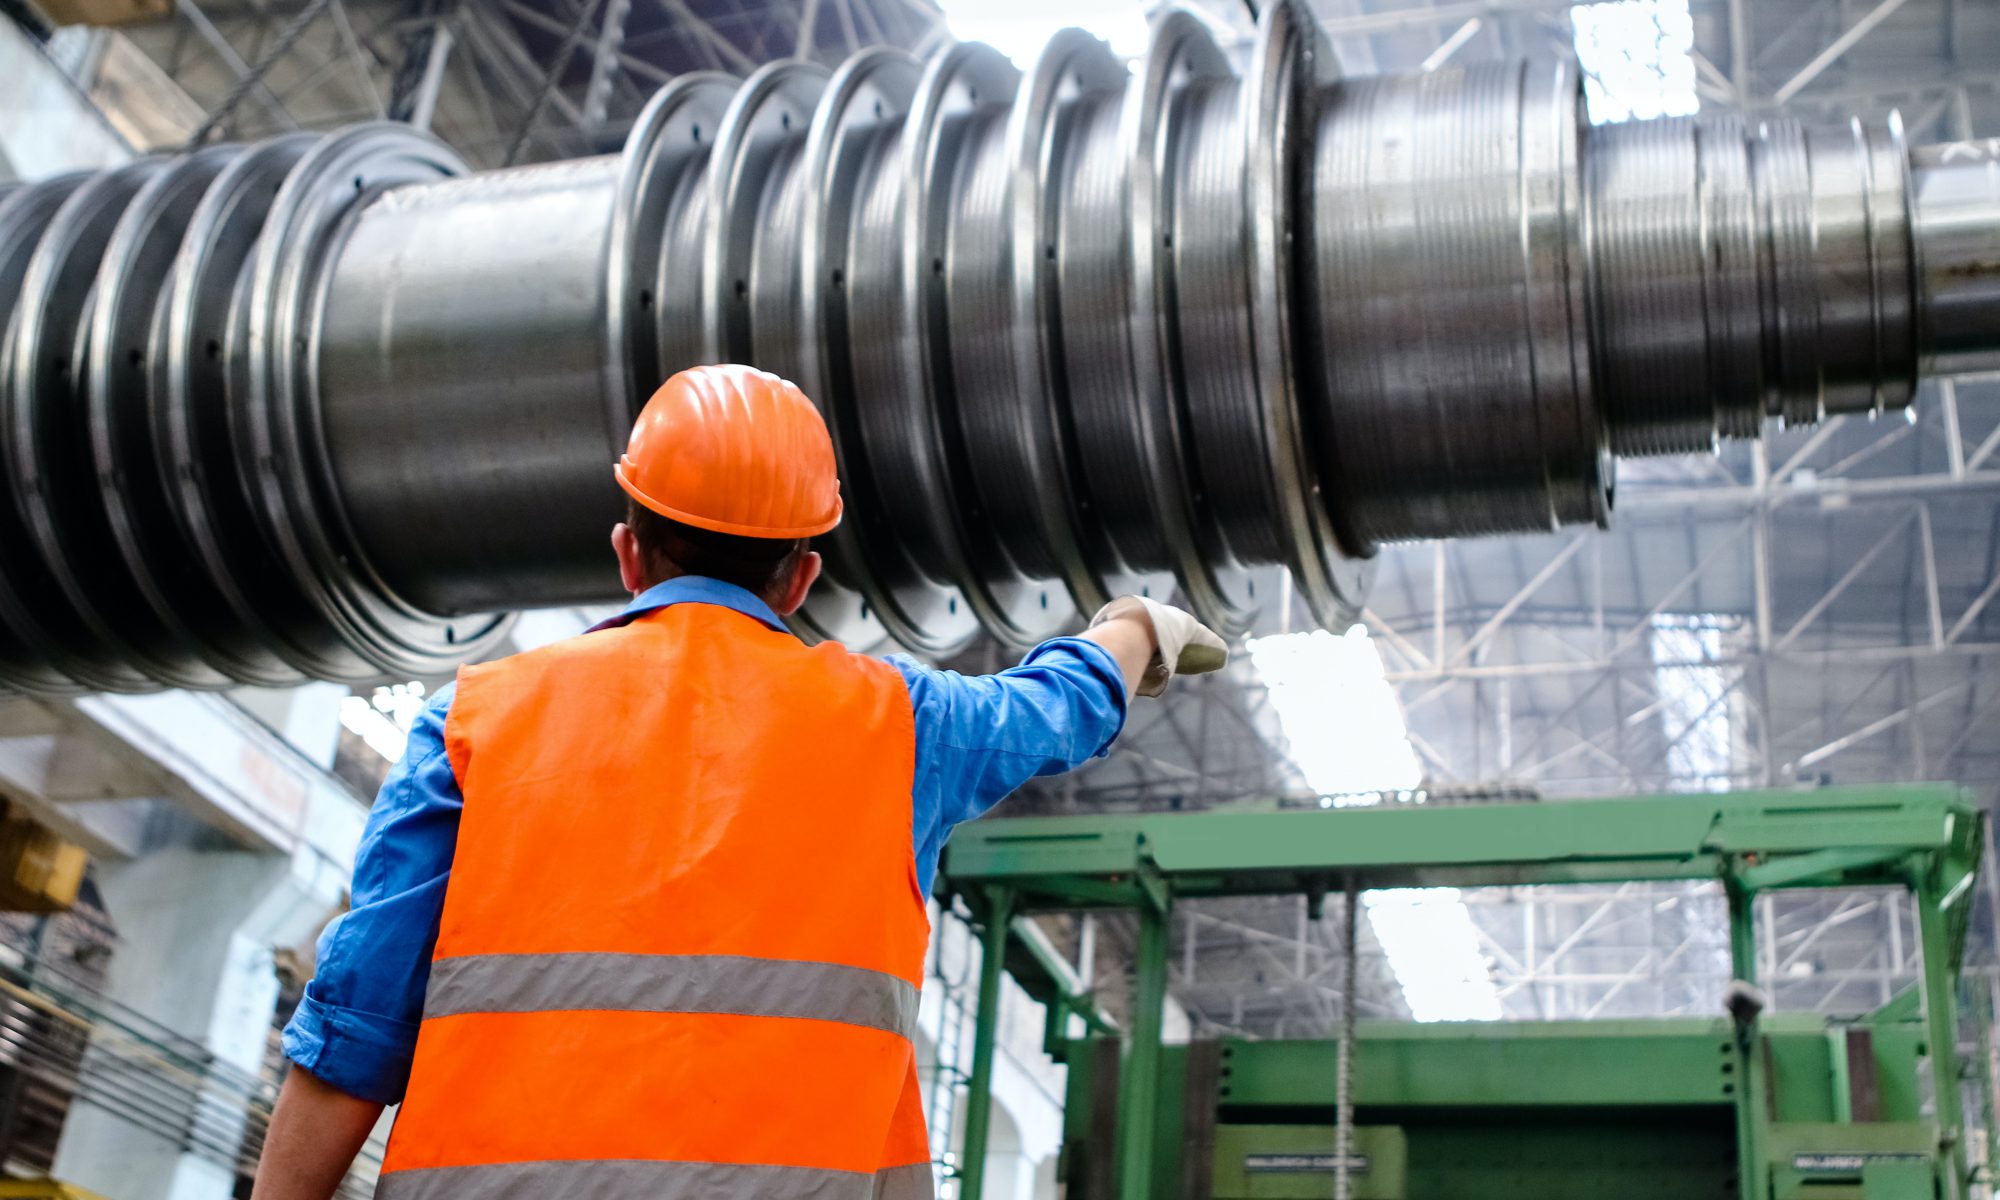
[376,1159,934,1200]
[873,1162,935,1200]
[423,951,920,1039]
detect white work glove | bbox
[1088,596,1229,698]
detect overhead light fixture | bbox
[1247,626,1504,1022]
[931,0,1152,66]
[1571,0,1699,124]
[337,681,430,762]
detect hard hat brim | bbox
[615,462,841,540]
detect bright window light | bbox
[1649,615,1735,791]
[932,0,1152,66]
[1570,0,1699,124]
[1247,626,1502,1021]
[338,680,429,763]
[1245,627,1421,800]
[1361,888,1504,1022]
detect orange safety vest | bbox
[375,600,934,1199]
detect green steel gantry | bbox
[936,785,1988,1200]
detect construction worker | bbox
[251,364,1226,1199]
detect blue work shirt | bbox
[282,576,1127,1106]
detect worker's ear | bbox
[772,549,822,616]
[611,523,648,597]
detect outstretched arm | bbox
[251,1067,384,1200]
[1078,605,1155,701]
[896,598,1230,885]
[1081,596,1230,699]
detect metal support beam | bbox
[1918,874,1970,1200]
[796,0,822,60]
[172,0,301,131]
[1774,0,1916,104]
[390,10,455,131]
[1725,878,1763,1200]
[580,0,630,129]
[1419,17,1481,71]
[651,0,756,72]
[1115,891,1171,1200]
[957,887,1014,1200]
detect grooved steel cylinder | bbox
[0,1,1992,694]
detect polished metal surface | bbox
[1309,59,1602,547]
[1912,137,2000,377]
[318,153,630,618]
[1586,112,1916,455]
[0,0,1994,693]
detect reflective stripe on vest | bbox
[378,603,932,1194]
[423,952,921,1039]
[374,1159,935,1200]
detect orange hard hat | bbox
[615,364,842,539]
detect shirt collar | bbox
[586,576,790,636]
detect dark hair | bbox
[625,498,807,600]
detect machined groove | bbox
[0,0,1988,695]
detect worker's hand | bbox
[1088,596,1229,697]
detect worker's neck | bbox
[638,567,779,609]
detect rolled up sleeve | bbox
[891,637,1128,894]
[282,683,461,1105]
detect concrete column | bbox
[51,841,349,1200]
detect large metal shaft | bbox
[2,2,1996,693]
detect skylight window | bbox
[1248,625,1502,1022]
[338,680,429,762]
[1649,615,1736,790]
[1570,0,1699,124]
[931,0,1152,66]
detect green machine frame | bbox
[936,785,1988,1200]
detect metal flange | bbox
[4,160,168,692]
[789,47,921,652]
[240,123,512,680]
[1245,0,1372,628]
[86,143,299,687]
[1116,8,1257,634]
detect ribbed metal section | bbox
[1170,78,1272,570]
[0,0,1974,694]
[1306,61,1602,546]
[1587,111,1916,455]
[1587,117,1713,456]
